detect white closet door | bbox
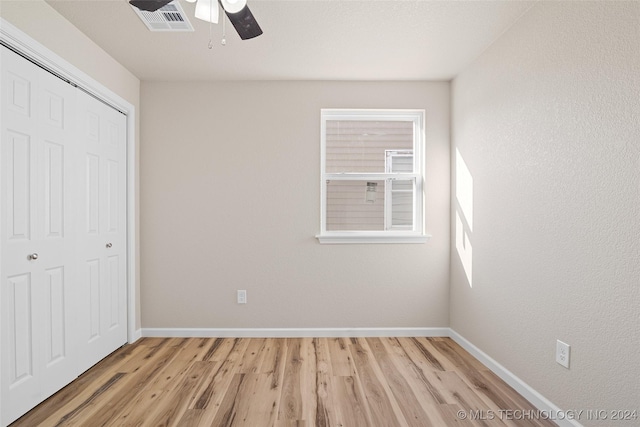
[76,90,127,373]
[1,47,79,424]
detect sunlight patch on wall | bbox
[456,149,473,231]
[455,149,474,287]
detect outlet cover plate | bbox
[237,290,247,304]
[556,340,570,368]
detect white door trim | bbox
[0,18,138,345]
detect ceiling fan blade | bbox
[223,4,263,40]
[129,0,174,12]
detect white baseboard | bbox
[141,327,450,338]
[449,329,583,427]
[129,328,143,343]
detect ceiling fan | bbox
[129,0,263,40]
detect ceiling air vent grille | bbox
[131,3,194,32]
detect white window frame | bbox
[317,109,429,244]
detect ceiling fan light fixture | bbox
[194,0,219,23]
[221,0,247,14]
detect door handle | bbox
[106,243,113,248]
[28,253,39,260]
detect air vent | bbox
[131,2,194,32]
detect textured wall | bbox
[140,81,450,329]
[451,1,640,423]
[0,1,142,330]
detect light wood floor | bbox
[11,337,557,427]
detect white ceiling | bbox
[46,0,536,81]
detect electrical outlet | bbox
[556,340,570,368]
[237,290,247,304]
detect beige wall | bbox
[451,1,640,422]
[0,1,139,107]
[140,81,450,328]
[0,0,142,329]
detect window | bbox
[317,109,429,244]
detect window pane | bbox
[391,192,413,228]
[326,180,385,231]
[387,153,413,173]
[391,179,413,191]
[326,120,413,173]
[387,177,414,230]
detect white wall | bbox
[140,81,450,329]
[0,0,142,330]
[451,1,640,423]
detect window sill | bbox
[316,232,431,244]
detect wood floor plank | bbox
[209,372,245,427]
[429,338,488,372]
[311,338,334,427]
[349,339,407,427]
[406,337,449,371]
[177,408,205,426]
[65,339,185,426]
[259,338,288,377]
[470,370,558,427]
[274,420,309,427]
[331,375,373,426]
[453,368,525,427]
[178,338,222,363]
[300,338,319,424]
[212,373,282,427]
[379,337,450,426]
[327,338,356,376]
[104,339,215,426]
[439,403,480,427]
[181,338,251,426]
[396,337,459,405]
[437,370,510,427]
[11,337,560,427]
[201,338,241,363]
[278,338,317,423]
[381,337,448,406]
[237,338,269,374]
[128,361,214,427]
[192,338,248,410]
[366,337,435,427]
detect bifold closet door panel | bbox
[1,46,80,425]
[75,89,128,374]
